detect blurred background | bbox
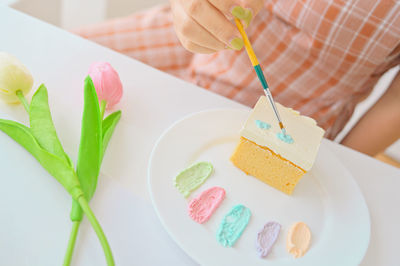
[2,0,400,167]
[5,0,167,29]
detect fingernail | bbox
[243,8,253,28]
[231,6,246,19]
[230,37,244,50]
[231,6,253,27]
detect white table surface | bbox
[0,6,399,266]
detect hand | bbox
[170,0,264,53]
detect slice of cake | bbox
[230,96,325,195]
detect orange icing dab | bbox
[286,222,311,258]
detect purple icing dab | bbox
[256,221,281,258]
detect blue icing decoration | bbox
[277,131,294,144]
[216,204,251,247]
[255,120,271,129]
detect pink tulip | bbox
[88,62,123,109]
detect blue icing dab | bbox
[255,119,271,130]
[277,131,294,144]
[216,204,251,247]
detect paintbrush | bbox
[234,18,288,136]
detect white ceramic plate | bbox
[148,109,370,266]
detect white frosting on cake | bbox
[240,96,325,171]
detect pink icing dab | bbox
[188,187,225,224]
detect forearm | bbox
[341,72,400,156]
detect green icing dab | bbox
[217,204,251,247]
[174,162,213,198]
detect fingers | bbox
[179,38,217,53]
[181,19,227,51]
[208,0,264,27]
[171,0,265,53]
[207,0,241,19]
[172,2,226,51]
[181,0,244,50]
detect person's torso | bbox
[189,0,400,138]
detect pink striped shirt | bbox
[74,1,400,139]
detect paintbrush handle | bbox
[234,18,258,66]
[234,18,285,130]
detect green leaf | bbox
[70,76,102,221]
[29,84,73,167]
[101,110,121,161]
[77,76,102,199]
[70,110,121,221]
[0,119,82,198]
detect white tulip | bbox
[0,52,33,103]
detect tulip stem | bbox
[63,221,81,266]
[16,90,29,113]
[100,100,107,119]
[78,196,115,266]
